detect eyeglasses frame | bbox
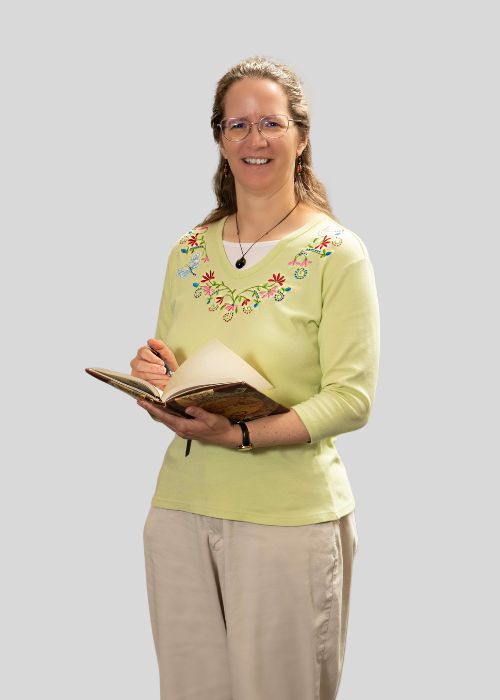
[217,114,303,142]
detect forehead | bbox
[223,78,289,118]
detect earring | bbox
[223,159,229,179]
[296,155,303,178]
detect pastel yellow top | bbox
[149,213,380,525]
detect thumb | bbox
[185,406,206,418]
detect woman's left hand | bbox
[136,399,239,448]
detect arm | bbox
[138,398,311,448]
[139,254,380,448]
[290,255,380,443]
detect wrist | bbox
[224,422,243,449]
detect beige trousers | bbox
[143,506,358,700]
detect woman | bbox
[132,56,380,700]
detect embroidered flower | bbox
[268,272,286,286]
[288,258,313,267]
[315,234,331,250]
[179,226,210,262]
[201,270,215,283]
[260,286,278,299]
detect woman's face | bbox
[219,78,307,195]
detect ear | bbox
[220,146,227,160]
[297,134,308,157]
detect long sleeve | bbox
[154,247,177,343]
[290,255,380,444]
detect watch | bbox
[235,420,253,451]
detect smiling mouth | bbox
[241,158,272,166]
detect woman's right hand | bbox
[130,337,179,391]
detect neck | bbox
[232,187,300,242]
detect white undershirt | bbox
[222,239,279,268]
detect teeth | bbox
[243,158,270,164]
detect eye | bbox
[228,120,248,130]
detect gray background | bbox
[1,0,497,698]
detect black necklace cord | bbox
[234,200,300,269]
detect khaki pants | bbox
[143,506,358,700]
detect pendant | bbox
[235,256,246,269]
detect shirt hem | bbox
[150,496,355,526]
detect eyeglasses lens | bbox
[222,115,289,141]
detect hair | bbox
[195,55,341,228]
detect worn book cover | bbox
[85,338,289,421]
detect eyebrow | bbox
[223,114,283,120]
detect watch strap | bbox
[235,420,253,450]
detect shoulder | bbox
[165,221,214,260]
[287,215,371,274]
[164,221,216,281]
[175,222,212,249]
[317,217,370,264]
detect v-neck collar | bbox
[211,213,331,280]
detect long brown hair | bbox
[195,55,341,228]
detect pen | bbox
[147,342,191,457]
[147,343,175,377]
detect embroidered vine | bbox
[176,224,343,322]
[178,225,210,266]
[192,270,292,322]
[288,228,343,278]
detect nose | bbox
[246,122,268,147]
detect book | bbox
[85,338,289,422]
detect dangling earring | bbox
[223,159,229,179]
[296,155,303,179]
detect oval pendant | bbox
[235,257,246,269]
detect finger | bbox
[136,378,169,390]
[140,401,200,435]
[136,359,168,375]
[184,405,218,426]
[137,400,178,423]
[147,338,179,371]
[135,345,165,365]
[130,349,163,374]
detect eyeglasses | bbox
[217,114,302,142]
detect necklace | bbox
[234,201,300,269]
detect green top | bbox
[149,213,380,525]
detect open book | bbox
[85,338,289,422]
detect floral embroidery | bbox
[176,224,343,321]
[288,226,343,279]
[177,225,210,275]
[192,270,292,322]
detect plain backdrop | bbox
[1,1,498,698]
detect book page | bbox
[86,368,163,398]
[162,338,273,401]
